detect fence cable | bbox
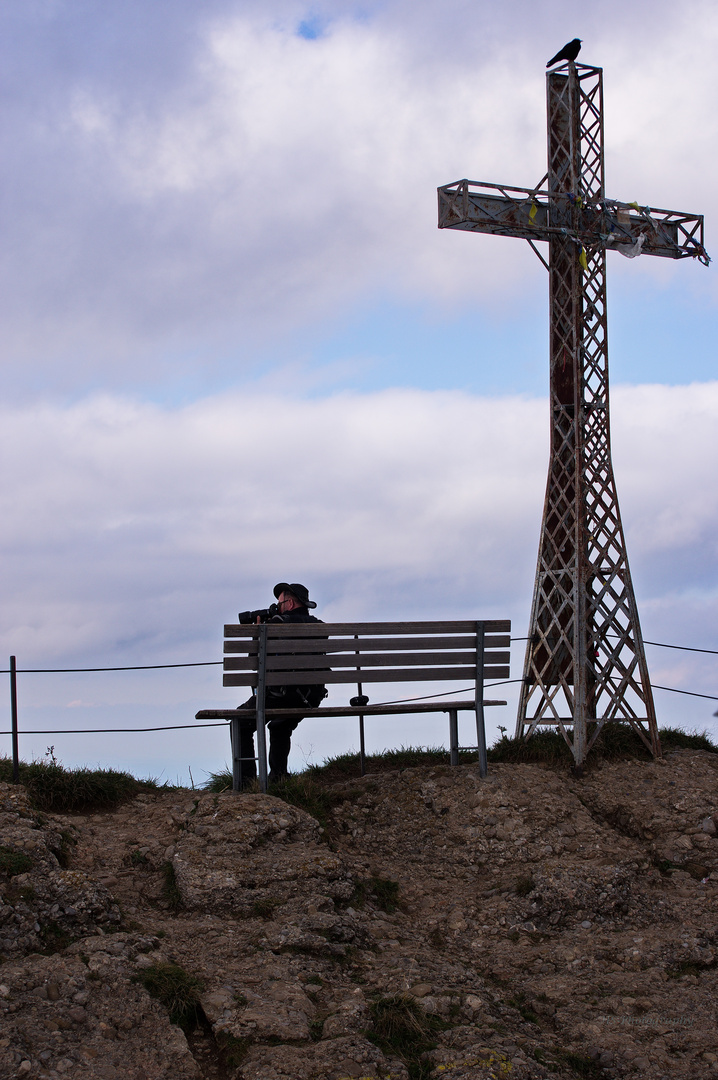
[0,635,716,675]
[1,634,715,736]
[0,661,223,674]
[3,681,715,738]
[0,722,228,735]
[650,685,718,702]
[644,640,718,656]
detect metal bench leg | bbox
[256,709,268,793]
[355,657,366,778]
[449,709,459,766]
[359,715,366,776]
[256,624,269,793]
[476,622,488,779]
[476,706,488,779]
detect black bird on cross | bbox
[547,38,582,67]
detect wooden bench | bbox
[196,619,511,791]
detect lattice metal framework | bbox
[438,62,708,765]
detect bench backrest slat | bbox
[225,650,511,672]
[224,664,510,687]
[224,634,510,655]
[221,619,510,690]
[224,619,510,637]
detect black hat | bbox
[273,582,317,609]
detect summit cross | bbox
[438,61,709,766]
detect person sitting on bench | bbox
[237,582,327,787]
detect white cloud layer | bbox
[1,0,716,390]
[1,383,716,780]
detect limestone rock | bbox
[0,941,199,1079]
[0,783,120,959]
[2,752,717,1079]
[170,793,354,915]
[239,1034,405,1080]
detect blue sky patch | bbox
[297,15,326,40]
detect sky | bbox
[1,0,717,784]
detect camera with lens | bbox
[238,604,279,624]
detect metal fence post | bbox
[10,656,19,783]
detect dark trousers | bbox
[235,697,302,786]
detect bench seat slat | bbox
[223,634,511,655]
[223,665,510,687]
[224,650,511,672]
[224,619,511,637]
[196,700,507,719]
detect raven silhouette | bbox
[546,38,582,67]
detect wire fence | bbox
[2,635,716,743]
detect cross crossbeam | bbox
[438,61,709,766]
[438,180,707,262]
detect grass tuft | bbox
[39,919,74,954]
[202,768,233,793]
[308,745,471,782]
[0,846,33,876]
[309,1018,324,1040]
[667,956,716,979]
[216,1032,252,1068]
[507,992,540,1025]
[487,730,573,766]
[133,961,204,1031]
[51,829,77,868]
[488,723,717,767]
[161,861,183,912]
[0,756,172,812]
[367,994,444,1079]
[428,926,446,950]
[514,875,535,897]
[554,1049,604,1077]
[658,727,717,752]
[352,875,401,914]
[251,897,281,920]
[268,773,345,829]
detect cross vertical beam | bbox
[516,65,658,763]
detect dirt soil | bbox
[1,748,717,1080]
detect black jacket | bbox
[266,608,327,708]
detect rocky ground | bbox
[1,747,717,1080]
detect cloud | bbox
[613,383,718,554]
[0,387,546,661]
[1,0,716,391]
[0,380,715,651]
[1,381,716,776]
